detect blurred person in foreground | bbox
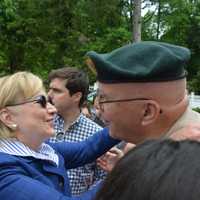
[0,71,119,200]
[95,139,200,200]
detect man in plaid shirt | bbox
[48,67,106,195]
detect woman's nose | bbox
[46,102,57,114]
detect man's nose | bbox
[47,89,52,97]
[47,90,54,102]
[47,102,57,114]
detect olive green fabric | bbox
[86,41,190,83]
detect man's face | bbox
[98,82,146,143]
[48,78,75,115]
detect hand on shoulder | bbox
[170,123,200,141]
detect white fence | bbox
[189,94,200,108]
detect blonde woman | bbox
[0,72,118,200]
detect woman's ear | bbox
[141,100,161,126]
[0,108,18,130]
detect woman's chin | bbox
[45,128,55,138]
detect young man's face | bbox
[48,78,75,115]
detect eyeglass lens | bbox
[35,95,47,108]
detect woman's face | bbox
[7,93,57,148]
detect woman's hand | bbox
[170,123,200,141]
[97,147,124,172]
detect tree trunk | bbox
[156,0,161,40]
[132,0,142,42]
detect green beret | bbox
[86,41,190,83]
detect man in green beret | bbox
[86,41,200,144]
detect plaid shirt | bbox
[50,113,106,195]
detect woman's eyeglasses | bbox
[6,95,52,108]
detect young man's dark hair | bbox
[95,139,200,200]
[48,67,89,107]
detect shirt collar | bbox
[0,138,59,166]
[54,113,84,131]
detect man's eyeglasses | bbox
[99,97,150,105]
[98,97,150,112]
[6,95,51,108]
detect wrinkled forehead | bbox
[97,82,137,98]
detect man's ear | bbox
[72,92,82,103]
[0,108,17,130]
[141,100,161,126]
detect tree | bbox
[132,0,142,42]
[0,0,200,91]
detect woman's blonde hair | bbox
[0,71,45,138]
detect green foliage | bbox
[0,0,200,90]
[143,0,200,92]
[193,107,200,113]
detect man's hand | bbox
[170,123,200,141]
